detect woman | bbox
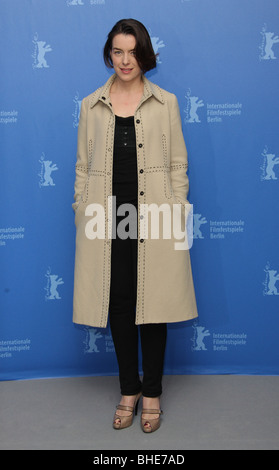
[72,19,198,433]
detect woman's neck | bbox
[111,74,144,95]
[109,74,144,117]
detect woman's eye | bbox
[113,50,136,57]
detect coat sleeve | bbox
[72,98,88,212]
[169,94,190,205]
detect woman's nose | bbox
[122,53,130,65]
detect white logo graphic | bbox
[83,327,102,353]
[32,33,52,69]
[191,323,248,352]
[210,220,245,239]
[260,24,279,60]
[184,88,242,124]
[193,213,207,239]
[263,262,279,296]
[0,226,25,247]
[83,327,115,353]
[191,323,210,351]
[261,146,279,181]
[193,213,245,240]
[0,110,18,125]
[38,153,58,187]
[150,36,165,63]
[73,92,82,128]
[0,338,31,359]
[45,267,64,300]
[184,89,204,123]
[66,0,105,5]
[67,0,84,5]
[83,197,193,250]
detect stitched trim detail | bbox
[162,134,173,200]
[89,86,103,108]
[135,108,146,325]
[154,83,164,103]
[76,164,88,172]
[88,169,106,176]
[80,177,89,204]
[170,163,188,170]
[101,113,114,328]
[145,165,169,173]
[88,138,96,171]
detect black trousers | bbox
[109,208,167,398]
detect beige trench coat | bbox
[72,73,198,328]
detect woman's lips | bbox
[120,68,133,74]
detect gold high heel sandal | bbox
[113,392,142,430]
[141,408,163,433]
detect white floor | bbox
[1,374,279,450]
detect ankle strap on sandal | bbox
[116,404,134,412]
[141,408,163,414]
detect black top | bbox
[113,115,138,207]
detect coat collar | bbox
[89,73,165,109]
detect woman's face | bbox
[110,34,142,83]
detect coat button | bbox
[140,239,144,243]
[136,119,140,124]
[138,143,143,148]
[140,191,144,195]
[140,169,144,173]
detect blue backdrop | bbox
[1,0,279,380]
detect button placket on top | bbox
[134,106,147,249]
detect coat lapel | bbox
[89,73,165,110]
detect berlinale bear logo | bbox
[261,146,279,181]
[263,262,279,296]
[38,153,58,187]
[259,24,279,60]
[184,89,204,123]
[45,267,64,300]
[32,33,52,69]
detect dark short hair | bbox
[103,19,158,74]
